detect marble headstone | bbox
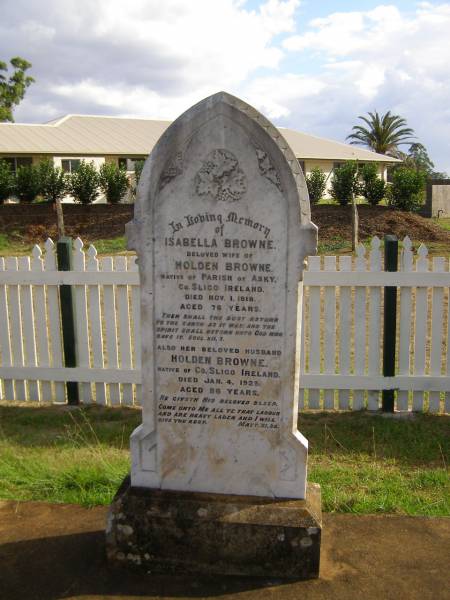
[126,91,317,499]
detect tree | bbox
[387,167,426,211]
[403,143,434,174]
[39,160,68,236]
[305,167,327,204]
[67,160,100,204]
[15,164,41,203]
[400,143,448,179]
[330,162,359,206]
[0,57,34,122]
[99,162,129,203]
[347,110,415,156]
[359,163,386,206]
[0,159,15,204]
[330,161,360,250]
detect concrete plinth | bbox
[106,476,322,579]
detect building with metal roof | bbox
[0,114,400,200]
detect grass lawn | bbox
[0,404,448,515]
[0,233,129,257]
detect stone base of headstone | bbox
[106,475,322,579]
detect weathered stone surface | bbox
[106,475,321,578]
[126,91,317,499]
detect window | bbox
[0,156,32,174]
[61,159,81,173]
[333,162,344,171]
[298,160,306,174]
[118,157,146,171]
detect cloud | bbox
[0,0,299,117]
[260,2,450,173]
[1,1,449,173]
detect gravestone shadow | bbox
[0,531,300,600]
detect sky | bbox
[1,0,450,173]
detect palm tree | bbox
[346,110,415,156]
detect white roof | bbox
[0,114,399,163]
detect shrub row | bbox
[305,162,427,211]
[0,159,144,205]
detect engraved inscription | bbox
[195,149,247,202]
[155,209,284,432]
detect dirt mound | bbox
[311,205,450,243]
[0,204,133,243]
[0,204,448,247]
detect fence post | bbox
[382,235,398,412]
[56,237,79,406]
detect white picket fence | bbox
[0,238,141,406]
[0,236,449,413]
[300,236,450,413]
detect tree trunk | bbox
[351,195,359,251]
[54,198,65,238]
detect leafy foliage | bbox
[397,143,448,180]
[347,110,415,156]
[306,167,327,204]
[330,161,360,206]
[99,162,129,204]
[0,159,15,203]
[0,57,34,122]
[388,167,427,211]
[15,164,41,203]
[39,160,68,203]
[360,163,386,206]
[67,160,99,205]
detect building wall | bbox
[423,180,450,217]
[301,159,387,199]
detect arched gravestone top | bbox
[127,91,317,499]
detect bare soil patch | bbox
[1,499,449,600]
[0,204,133,244]
[1,204,449,248]
[312,205,450,244]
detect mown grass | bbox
[93,236,127,254]
[0,405,448,515]
[433,217,450,232]
[0,232,34,256]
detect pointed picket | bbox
[6,257,26,400]
[306,255,321,409]
[102,256,120,405]
[44,239,65,403]
[398,237,414,411]
[18,255,39,401]
[368,237,382,411]
[115,256,133,405]
[323,256,336,409]
[31,245,51,400]
[130,255,141,405]
[353,244,367,410]
[0,257,13,400]
[86,244,106,404]
[428,257,445,413]
[412,244,429,412]
[73,238,91,404]
[338,255,352,410]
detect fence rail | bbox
[0,236,449,413]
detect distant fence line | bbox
[0,236,449,414]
